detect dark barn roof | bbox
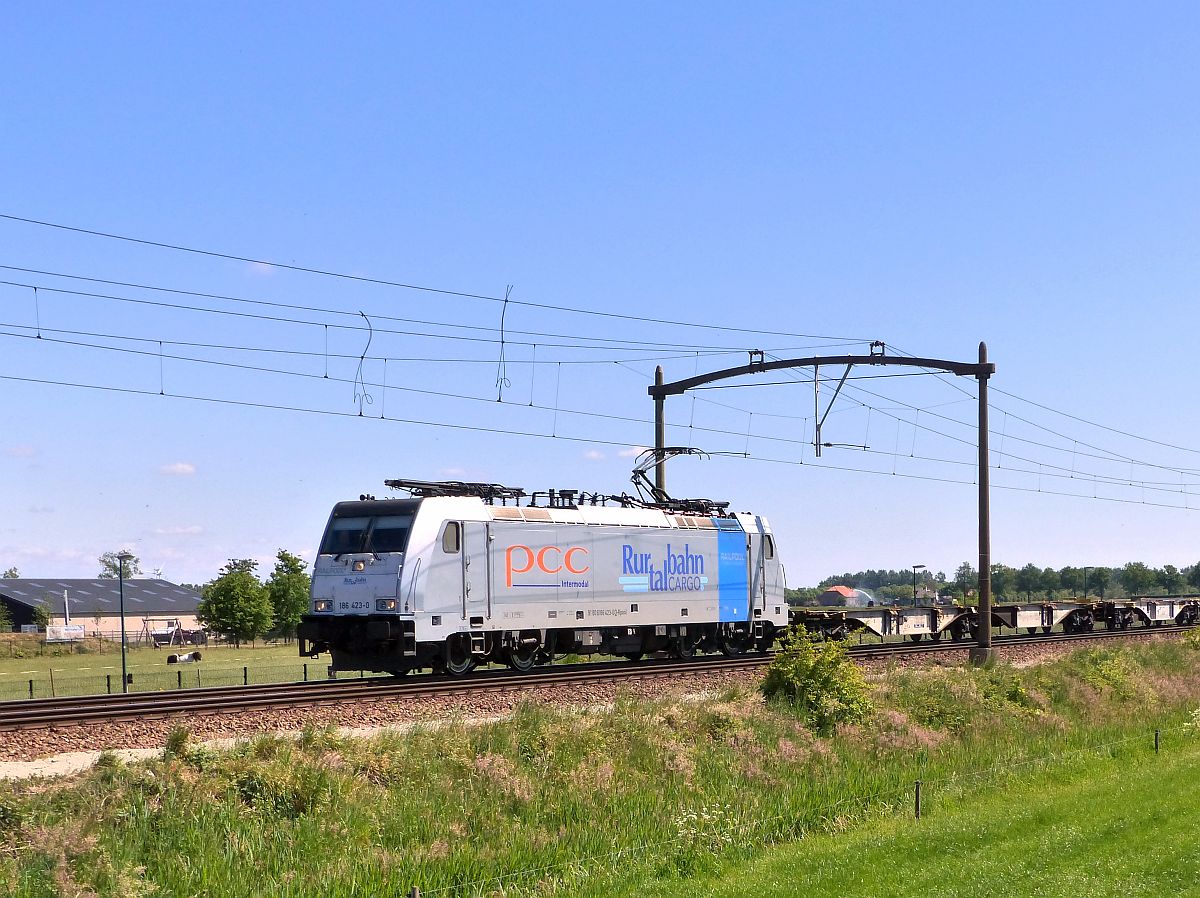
[0,579,202,618]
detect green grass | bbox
[0,639,324,698]
[3,641,1200,897]
[636,737,1200,898]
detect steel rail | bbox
[0,624,1187,732]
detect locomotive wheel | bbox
[388,667,411,677]
[444,635,477,676]
[672,637,698,659]
[622,652,645,662]
[720,632,753,656]
[506,642,539,672]
[930,630,943,642]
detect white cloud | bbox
[159,462,197,476]
[153,525,204,536]
[618,446,651,458]
[246,261,275,277]
[583,450,605,461]
[5,445,36,458]
[27,505,54,514]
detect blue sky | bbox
[2,2,1198,585]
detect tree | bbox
[990,564,1017,600]
[31,605,50,630]
[1121,562,1155,597]
[267,549,311,640]
[1189,563,1200,592]
[1040,567,1060,599]
[1015,563,1042,600]
[1058,566,1083,596]
[954,561,977,598]
[98,551,141,579]
[196,559,273,645]
[2,567,18,579]
[1159,565,1185,596]
[1090,567,1112,599]
[0,603,11,632]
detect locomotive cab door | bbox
[746,518,768,615]
[461,521,491,622]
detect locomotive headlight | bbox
[353,560,366,572]
[313,600,333,612]
[376,598,398,611]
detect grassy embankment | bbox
[639,736,1200,898]
[3,639,1200,897]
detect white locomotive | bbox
[297,478,788,675]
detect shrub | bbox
[760,626,873,732]
[163,725,190,760]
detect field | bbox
[0,637,320,699]
[3,639,1200,897]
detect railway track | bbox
[0,625,1185,732]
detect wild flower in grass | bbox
[1183,707,1200,734]
[673,802,734,854]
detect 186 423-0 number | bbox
[337,600,372,611]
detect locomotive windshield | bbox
[320,513,414,555]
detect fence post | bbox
[1155,729,1160,754]
[197,669,201,688]
[914,780,922,820]
[409,888,421,898]
[178,670,183,690]
[106,674,112,694]
[304,663,308,682]
[49,668,55,698]
[244,666,249,686]
[28,679,33,699]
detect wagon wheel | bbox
[444,634,476,676]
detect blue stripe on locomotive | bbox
[713,518,748,622]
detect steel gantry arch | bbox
[647,342,998,662]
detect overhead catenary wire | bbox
[2,356,1196,509]
[4,248,1196,505]
[0,214,872,343]
[0,278,779,355]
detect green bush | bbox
[760,626,873,732]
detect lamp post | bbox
[912,564,926,606]
[1082,566,1090,599]
[117,550,133,694]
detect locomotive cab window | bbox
[320,513,414,555]
[442,521,461,554]
[764,535,775,559]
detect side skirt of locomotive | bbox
[298,615,779,676]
